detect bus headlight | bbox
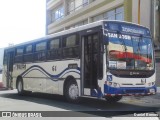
[107,82,120,88]
[148,83,152,86]
[113,83,120,88]
[109,82,112,86]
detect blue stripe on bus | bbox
[104,84,157,94]
[21,65,81,80]
[60,71,81,78]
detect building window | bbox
[92,6,124,22]
[51,6,64,22]
[115,7,124,20]
[68,0,75,14]
[75,19,88,27]
[46,0,51,3]
[92,14,103,22]
[67,0,91,15]
[83,0,88,6]
[66,19,88,29]
[104,10,116,20]
[104,6,124,20]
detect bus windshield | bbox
[107,33,154,70]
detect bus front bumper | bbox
[104,85,157,96]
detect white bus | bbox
[2,20,156,103]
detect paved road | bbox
[0,90,159,119]
[156,62,160,87]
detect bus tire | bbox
[17,78,25,95]
[105,96,122,103]
[64,80,79,103]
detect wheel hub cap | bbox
[69,84,79,99]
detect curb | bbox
[0,87,8,91]
[0,82,8,91]
[0,82,3,87]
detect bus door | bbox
[81,32,101,96]
[6,51,14,88]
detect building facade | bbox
[132,0,160,57]
[46,0,132,34]
[46,0,160,49]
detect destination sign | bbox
[106,33,131,40]
[104,21,151,36]
[122,26,145,35]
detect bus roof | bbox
[4,20,150,50]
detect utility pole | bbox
[138,0,141,24]
[151,0,160,50]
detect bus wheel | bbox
[17,79,24,95]
[64,80,79,103]
[105,96,122,103]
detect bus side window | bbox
[62,34,79,59]
[34,42,46,61]
[24,44,33,62]
[15,47,24,63]
[47,38,61,60]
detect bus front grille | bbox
[124,89,145,94]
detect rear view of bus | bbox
[103,21,156,102]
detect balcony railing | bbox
[51,15,65,23]
[67,2,89,15]
[47,0,96,25]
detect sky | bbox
[0,0,46,48]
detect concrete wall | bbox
[132,0,151,28]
